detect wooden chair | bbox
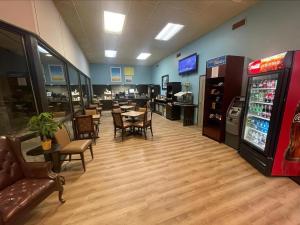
[75,115,97,144]
[112,108,122,113]
[133,110,153,139]
[112,103,120,109]
[85,109,100,137]
[111,112,133,141]
[54,125,93,172]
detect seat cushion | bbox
[61,139,92,153]
[133,121,144,128]
[0,138,24,190]
[0,178,55,223]
[123,122,133,128]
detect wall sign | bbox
[207,56,226,68]
[162,75,169,90]
[211,66,219,78]
[124,66,134,76]
[49,64,65,81]
[110,67,122,82]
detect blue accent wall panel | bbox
[90,64,152,85]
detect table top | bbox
[122,111,144,117]
[92,114,100,119]
[120,105,134,110]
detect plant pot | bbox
[41,139,52,151]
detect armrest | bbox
[22,161,56,179]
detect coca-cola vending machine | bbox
[240,51,300,176]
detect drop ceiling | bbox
[54,0,258,66]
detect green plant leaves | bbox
[28,112,60,139]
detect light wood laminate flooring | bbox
[22,112,300,225]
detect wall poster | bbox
[49,65,65,82]
[162,75,169,90]
[110,67,122,82]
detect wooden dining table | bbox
[121,111,144,123]
[121,111,144,118]
[92,114,101,120]
[120,105,135,111]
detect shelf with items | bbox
[246,126,268,136]
[247,113,270,121]
[249,101,273,105]
[244,136,265,151]
[244,127,267,151]
[251,88,276,91]
[203,56,244,142]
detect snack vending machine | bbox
[240,51,300,176]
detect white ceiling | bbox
[54,0,258,66]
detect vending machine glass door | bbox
[242,73,279,152]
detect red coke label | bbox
[293,113,300,123]
[285,103,300,161]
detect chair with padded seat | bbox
[54,125,93,172]
[85,109,100,137]
[0,136,65,225]
[75,115,97,144]
[133,110,153,139]
[111,111,133,141]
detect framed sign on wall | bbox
[161,75,169,90]
[49,64,65,82]
[110,67,122,82]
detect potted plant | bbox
[28,112,61,151]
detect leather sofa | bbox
[0,136,65,225]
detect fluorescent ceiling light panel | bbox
[136,53,151,60]
[155,23,184,41]
[104,11,125,34]
[105,50,117,58]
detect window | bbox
[80,73,88,107]
[68,64,82,112]
[0,29,37,135]
[37,44,71,118]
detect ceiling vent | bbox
[232,18,246,30]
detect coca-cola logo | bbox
[293,113,300,123]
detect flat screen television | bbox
[178,53,198,75]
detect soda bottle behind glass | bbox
[285,102,300,161]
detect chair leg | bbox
[114,127,116,138]
[69,154,72,162]
[150,125,153,136]
[80,153,86,172]
[122,129,125,141]
[56,175,65,203]
[90,144,94,159]
[143,128,147,140]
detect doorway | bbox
[198,75,206,128]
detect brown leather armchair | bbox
[0,136,65,225]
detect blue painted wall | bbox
[152,1,300,104]
[90,63,152,85]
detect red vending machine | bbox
[240,51,300,176]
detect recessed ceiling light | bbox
[155,23,184,41]
[104,11,125,34]
[137,53,151,60]
[105,50,117,58]
[38,45,49,54]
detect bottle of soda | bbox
[285,102,300,161]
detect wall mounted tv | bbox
[178,53,198,75]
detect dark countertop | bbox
[173,102,198,107]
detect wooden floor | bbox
[22,112,300,225]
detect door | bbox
[198,75,206,127]
[241,73,280,153]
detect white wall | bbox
[0,0,90,76]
